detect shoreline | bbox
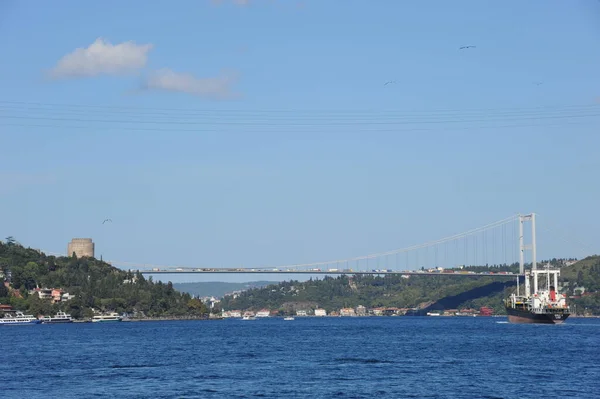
[63,314,600,323]
[70,316,219,323]
[123,316,216,322]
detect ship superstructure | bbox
[39,311,74,324]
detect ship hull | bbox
[506,307,569,324]
[41,319,73,324]
[0,320,41,325]
[92,318,122,322]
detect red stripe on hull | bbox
[508,315,555,324]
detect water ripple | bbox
[1,317,599,398]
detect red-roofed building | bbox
[0,304,15,315]
[479,306,494,316]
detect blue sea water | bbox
[1,317,599,398]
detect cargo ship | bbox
[505,266,570,324]
[504,213,570,324]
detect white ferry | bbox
[0,311,41,325]
[39,311,74,324]
[92,312,123,323]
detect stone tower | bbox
[67,238,95,258]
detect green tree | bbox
[187,298,209,316]
[0,240,207,319]
[28,294,55,317]
[0,283,8,298]
[210,303,222,315]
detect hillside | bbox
[220,273,516,315]
[559,255,600,315]
[173,281,277,299]
[220,258,600,315]
[0,238,209,319]
[560,255,600,292]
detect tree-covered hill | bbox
[561,255,600,292]
[220,258,599,315]
[0,238,209,319]
[560,255,600,315]
[220,273,516,315]
[173,281,277,299]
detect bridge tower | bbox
[518,213,537,296]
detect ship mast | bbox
[518,213,537,298]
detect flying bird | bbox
[459,46,476,50]
[533,82,543,86]
[384,80,396,86]
[102,219,112,224]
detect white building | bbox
[314,309,327,317]
[565,260,578,266]
[202,296,221,309]
[62,293,76,301]
[222,310,242,318]
[256,309,270,317]
[340,308,356,317]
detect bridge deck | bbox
[138,269,520,277]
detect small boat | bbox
[40,311,73,324]
[242,315,256,321]
[92,312,123,322]
[284,316,295,321]
[0,311,41,325]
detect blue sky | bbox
[1,0,599,283]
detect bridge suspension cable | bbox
[263,214,521,271]
[92,214,523,272]
[40,214,525,273]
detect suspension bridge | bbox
[79,213,540,278]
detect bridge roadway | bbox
[137,268,520,277]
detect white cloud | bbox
[49,38,153,78]
[142,68,240,99]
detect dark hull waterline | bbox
[41,319,74,324]
[505,307,569,324]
